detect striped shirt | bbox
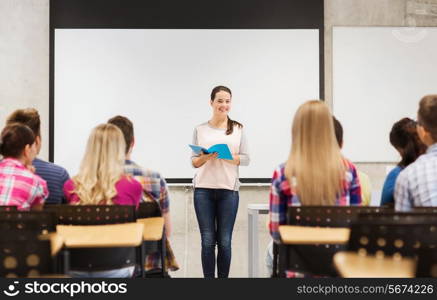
[269,159,362,242]
[0,158,48,210]
[33,158,70,204]
[395,143,437,211]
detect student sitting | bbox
[0,123,48,210]
[7,108,70,204]
[395,95,437,211]
[332,117,372,206]
[268,100,362,277]
[63,123,142,278]
[381,118,426,207]
[108,115,179,275]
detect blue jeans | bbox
[194,188,239,278]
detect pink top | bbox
[0,158,48,211]
[63,176,142,208]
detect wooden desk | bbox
[334,251,416,278]
[56,223,144,248]
[136,217,164,241]
[279,226,350,244]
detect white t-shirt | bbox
[191,122,250,191]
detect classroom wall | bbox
[0,0,50,160]
[325,0,437,192]
[2,0,437,277]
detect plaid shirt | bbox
[124,160,178,272]
[124,160,169,213]
[395,143,437,211]
[269,159,362,242]
[0,158,48,210]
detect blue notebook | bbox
[189,144,233,160]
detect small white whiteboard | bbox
[333,26,437,162]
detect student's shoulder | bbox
[194,122,209,130]
[387,165,402,178]
[342,157,355,167]
[125,160,164,179]
[63,178,75,190]
[399,158,424,179]
[34,158,69,176]
[119,175,143,196]
[1,158,40,181]
[272,163,286,180]
[342,158,358,172]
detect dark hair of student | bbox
[332,117,343,147]
[107,115,134,155]
[210,85,243,135]
[0,123,36,158]
[418,95,437,142]
[6,108,41,137]
[390,118,427,168]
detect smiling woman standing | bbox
[191,86,250,278]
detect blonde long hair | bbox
[285,100,345,205]
[72,123,126,205]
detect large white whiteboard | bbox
[54,29,319,178]
[333,26,437,162]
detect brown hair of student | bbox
[0,123,36,158]
[390,118,426,168]
[332,117,343,148]
[108,115,134,154]
[210,86,243,135]
[418,95,437,142]
[6,108,41,137]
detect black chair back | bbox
[278,206,393,277]
[412,207,437,213]
[45,205,136,225]
[44,205,141,276]
[287,206,393,227]
[137,202,161,219]
[348,212,437,258]
[0,211,57,233]
[416,248,437,277]
[0,238,55,277]
[0,206,18,212]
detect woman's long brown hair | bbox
[210,85,243,135]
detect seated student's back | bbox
[395,95,437,211]
[268,101,361,277]
[380,118,426,206]
[108,115,179,274]
[269,101,362,242]
[64,175,141,206]
[63,124,141,207]
[33,159,69,204]
[0,123,48,210]
[62,123,141,278]
[6,108,70,204]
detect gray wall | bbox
[2,0,437,277]
[325,0,437,192]
[0,0,49,159]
